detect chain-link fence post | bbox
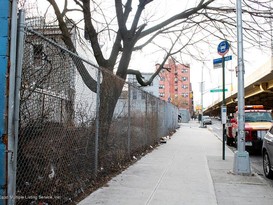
[94,69,101,176]
[11,10,26,205]
[127,84,131,156]
[155,100,159,140]
[145,93,148,146]
[5,7,26,205]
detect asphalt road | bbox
[207,118,273,188]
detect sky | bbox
[192,47,271,109]
[24,0,272,110]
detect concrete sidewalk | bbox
[78,121,273,205]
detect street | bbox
[207,118,273,188]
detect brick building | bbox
[158,58,194,116]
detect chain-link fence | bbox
[15,23,178,204]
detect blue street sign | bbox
[213,55,232,64]
[217,40,229,56]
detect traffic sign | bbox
[210,88,228,93]
[217,40,229,56]
[213,63,222,69]
[213,55,232,64]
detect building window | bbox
[174,77,178,83]
[182,69,188,73]
[182,93,189,97]
[159,84,165,89]
[159,93,165,97]
[160,76,165,81]
[182,84,188,89]
[141,92,146,100]
[33,44,43,65]
[182,77,188,81]
[132,90,137,99]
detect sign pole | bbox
[217,40,229,160]
[222,56,226,160]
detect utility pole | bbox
[233,0,251,174]
[200,63,205,128]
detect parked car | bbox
[202,115,212,125]
[262,125,273,179]
[226,105,273,150]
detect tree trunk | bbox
[98,71,125,166]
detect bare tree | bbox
[39,0,272,156]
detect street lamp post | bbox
[233,0,251,174]
[200,63,205,128]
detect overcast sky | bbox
[25,0,272,109]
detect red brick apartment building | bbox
[158,58,194,116]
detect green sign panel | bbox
[210,88,228,93]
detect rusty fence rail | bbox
[13,24,178,204]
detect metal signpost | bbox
[233,0,251,174]
[217,40,229,160]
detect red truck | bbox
[226,105,273,151]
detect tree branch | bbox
[82,0,108,67]
[47,0,98,93]
[139,0,215,39]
